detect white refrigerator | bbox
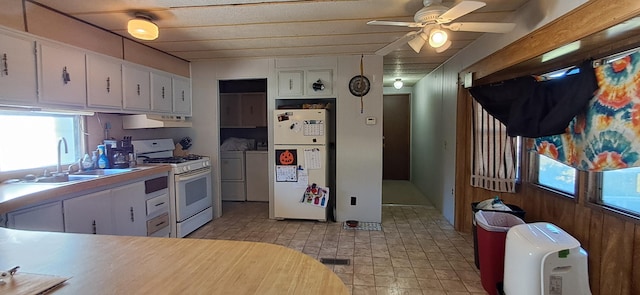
[273,109,329,221]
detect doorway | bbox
[383,94,410,180]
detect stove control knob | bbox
[204,161,210,167]
[182,167,189,172]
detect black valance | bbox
[468,60,598,138]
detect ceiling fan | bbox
[368,0,516,55]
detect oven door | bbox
[174,168,212,222]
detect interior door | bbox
[383,94,410,180]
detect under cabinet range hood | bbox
[122,114,192,129]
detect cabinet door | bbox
[245,152,269,202]
[7,201,64,232]
[111,182,147,236]
[278,71,303,97]
[38,42,87,107]
[219,93,242,127]
[64,190,114,235]
[0,31,37,105]
[241,93,267,127]
[172,76,192,115]
[151,71,173,113]
[122,64,151,111]
[86,54,122,109]
[306,69,333,97]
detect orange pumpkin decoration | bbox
[279,150,295,165]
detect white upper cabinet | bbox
[277,69,333,98]
[37,41,87,107]
[86,53,123,109]
[122,63,151,111]
[0,29,37,105]
[278,70,304,97]
[172,76,191,116]
[151,71,173,113]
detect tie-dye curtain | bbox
[535,51,640,171]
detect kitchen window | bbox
[0,111,83,172]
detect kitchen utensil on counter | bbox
[179,137,192,150]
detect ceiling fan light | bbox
[435,40,452,53]
[407,35,426,53]
[128,15,158,41]
[429,29,448,48]
[393,78,403,89]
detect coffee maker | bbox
[104,137,135,169]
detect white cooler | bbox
[503,222,591,295]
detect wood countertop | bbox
[0,228,349,295]
[0,165,171,214]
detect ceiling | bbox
[30,0,530,87]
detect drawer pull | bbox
[137,84,140,95]
[2,53,8,76]
[92,220,97,235]
[155,221,166,227]
[130,207,135,222]
[154,202,165,207]
[62,66,71,84]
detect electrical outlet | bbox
[350,196,356,206]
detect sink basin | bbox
[72,168,137,177]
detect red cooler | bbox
[475,210,525,295]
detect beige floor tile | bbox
[353,273,376,286]
[195,201,483,295]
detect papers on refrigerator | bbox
[300,184,329,208]
[304,148,322,169]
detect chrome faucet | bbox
[57,137,68,174]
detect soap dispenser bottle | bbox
[97,145,109,169]
[91,150,98,169]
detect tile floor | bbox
[187,202,486,295]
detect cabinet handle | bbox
[155,221,166,227]
[137,84,140,95]
[92,220,97,234]
[162,86,165,99]
[181,90,185,101]
[289,79,293,90]
[2,53,7,76]
[154,202,165,207]
[106,77,111,93]
[130,207,135,222]
[62,66,71,84]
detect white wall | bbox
[190,55,383,222]
[410,0,589,224]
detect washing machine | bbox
[503,222,591,295]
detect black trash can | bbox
[471,201,525,269]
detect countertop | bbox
[0,227,349,294]
[0,165,171,214]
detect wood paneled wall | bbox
[454,1,640,294]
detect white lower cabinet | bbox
[63,182,146,236]
[6,201,64,232]
[64,190,114,235]
[111,182,147,236]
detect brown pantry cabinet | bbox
[219,93,267,127]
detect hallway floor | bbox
[188,201,485,294]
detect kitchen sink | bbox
[71,168,137,177]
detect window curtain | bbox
[470,99,518,192]
[535,51,640,171]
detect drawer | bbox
[147,212,170,236]
[146,193,169,217]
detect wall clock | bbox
[349,75,370,97]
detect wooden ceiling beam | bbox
[463,0,640,81]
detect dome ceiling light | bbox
[128,13,159,41]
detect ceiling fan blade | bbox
[444,22,516,33]
[437,1,486,23]
[367,20,424,28]
[375,31,419,56]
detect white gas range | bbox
[132,139,212,238]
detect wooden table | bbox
[0,228,348,294]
